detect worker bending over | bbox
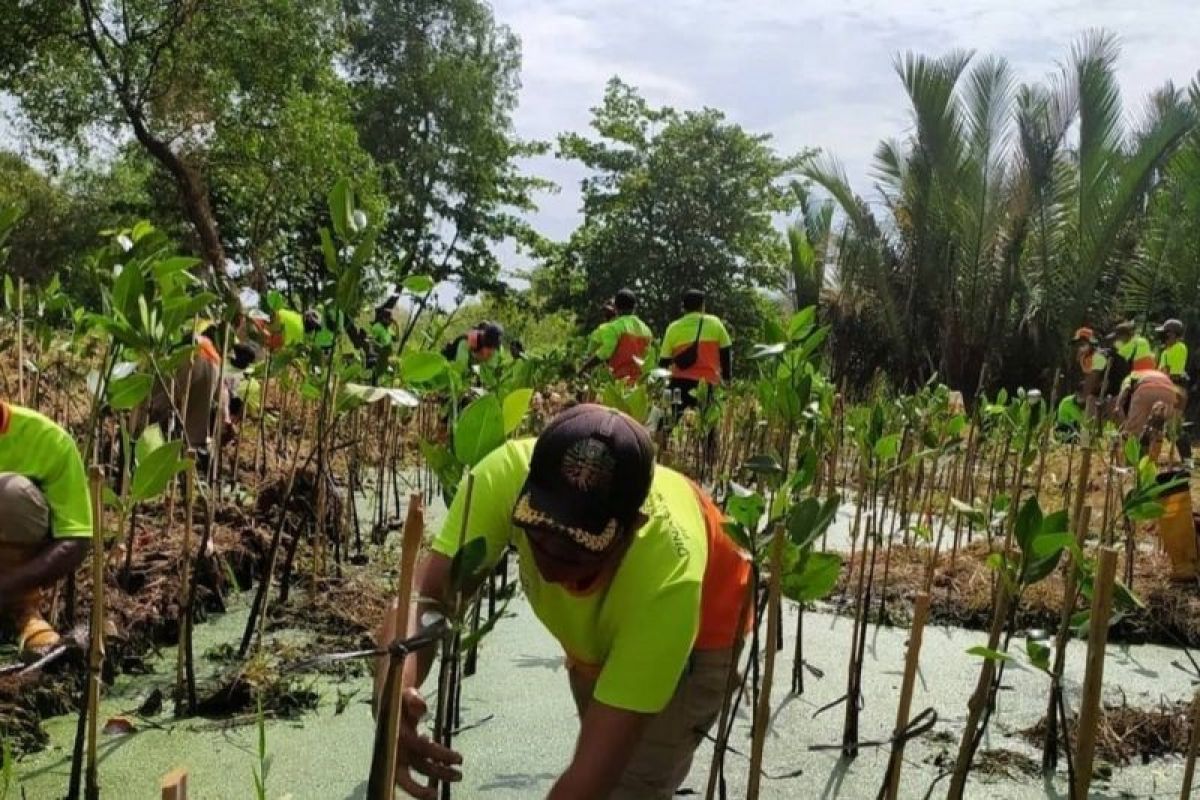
[441,322,504,366]
[582,289,653,384]
[381,405,751,800]
[1156,318,1191,462]
[658,289,733,409]
[0,401,92,659]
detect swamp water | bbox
[14,494,1194,799]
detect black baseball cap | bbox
[512,404,655,553]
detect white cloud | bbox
[494,0,1200,249]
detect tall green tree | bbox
[0,0,343,276]
[346,0,548,293]
[544,78,803,338]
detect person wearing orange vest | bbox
[1113,321,1157,374]
[658,289,732,410]
[582,289,653,384]
[379,405,750,799]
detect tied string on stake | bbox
[287,613,449,672]
[807,706,938,753]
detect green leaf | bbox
[743,453,783,475]
[1113,579,1145,611]
[1014,496,1044,555]
[454,395,505,467]
[787,494,840,550]
[1025,637,1051,671]
[781,552,842,602]
[107,372,152,410]
[328,178,354,240]
[1124,436,1141,468]
[134,424,166,466]
[402,275,436,294]
[131,440,187,503]
[874,433,902,461]
[266,291,285,312]
[400,352,450,385]
[1030,532,1076,560]
[966,646,1011,663]
[502,388,533,435]
[726,488,765,533]
[449,537,490,591]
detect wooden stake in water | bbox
[1073,546,1118,800]
[1181,688,1200,799]
[84,465,105,800]
[369,492,425,800]
[746,523,785,800]
[160,769,188,800]
[883,590,930,800]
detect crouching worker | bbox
[0,401,91,659]
[380,404,751,800]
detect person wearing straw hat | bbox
[381,405,751,800]
[0,401,91,659]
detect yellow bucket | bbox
[1157,470,1197,580]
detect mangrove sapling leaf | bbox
[792,326,830,364]
[450,539,490,592]
[134,426,166,465]
[328,178,355,241]
[1025,637,1052,672]
[400,351,450,385]
[781,552,842,602]
[966,646,1012,663]
[788,495,840,550]
[131,441,188,504]
[1124,436,1141,467]
[874,433,902,461]
[726,486,766,532]
[501,388,534,434]
[455,395,506,467]
[106,372,152,410]
[744,453,784,477]
[750,342,787,359]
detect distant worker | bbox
[0,401,92,659]
[379,405,751,800]
[659,289,733,409]
[1117,366,1181,453]
[1156,318,1191,462]
[1112,321,1155,379]
[1070,327,1109,407]
[145,327,224,457]
[441,321,504,366]
[582,289,653,384]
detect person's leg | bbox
[179,357,219,453]
[0,473,58,655]
[609,648,735,800]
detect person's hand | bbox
[395,686,462,799]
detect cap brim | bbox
[511,481,620,553]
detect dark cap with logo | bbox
[511,404,655,553]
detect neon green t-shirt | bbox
[1160,341,1188,378]
[0,403,92,538]
[431,439,707,713]
[658,313,732,362]
[275,308,304,347]
[592,315,653,360]
[1117,335,1153,364]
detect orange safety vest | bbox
[610,332,651,383]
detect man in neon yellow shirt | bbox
[582,289,654,384]
[658,289,732,409]
[1156,318,1191,462]
[0,402,92,658]
[380,405,751,799]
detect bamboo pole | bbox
[16,277,24,405]
[746,523,785,800]
[884,590,930,800]
[1073,546,1118,800]
[369,493,426,799]
[160,769,188,800]
[84,466,105,800]
[1181,688,1200,799]
[175,452,196,716]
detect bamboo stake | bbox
[175,452,196,716]
[160,769,188,800]
[1073,546,1118,800]
[1181,688,1200,799]
[84,465,105,800]
[746,523,784,800]
[368,492,425,800]
[884,590,930,800]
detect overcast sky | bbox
[493,0,1200,244]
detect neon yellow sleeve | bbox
[712,316,732,348]
[1161,343,1187,376]
[592,322,619,360]
[431,441,529,568]
[25,415,93,538]
[592,582,700,713]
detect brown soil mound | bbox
[1021,700,1191,766]
[833,540,1200,648]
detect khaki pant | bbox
[0,473,57,652]
[1122,383,1179,438]
[568,648,734,799]
[147,356,220,449]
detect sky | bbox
[491,0,1200,244]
